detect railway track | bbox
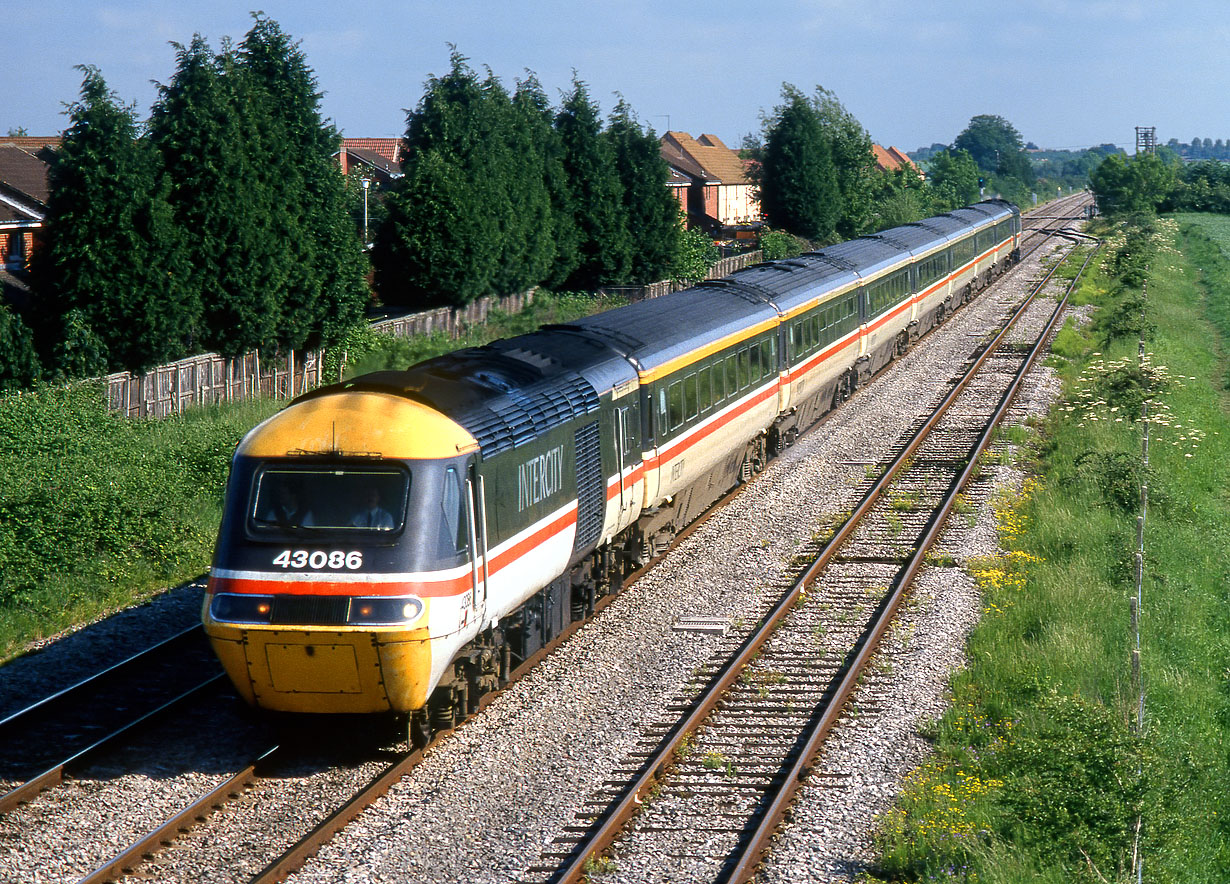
[0,195,1095,883]
[519,212,1098,883]
[0,625,224,814]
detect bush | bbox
[759,228,807,261]
[996,693,1145,877]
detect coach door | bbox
[463,463,489,616]
[613,400,640,530]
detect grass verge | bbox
[871,214,1230,882]
[0,291,621,661]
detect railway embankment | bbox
[0,291,615,661]
[869,214,1230,882]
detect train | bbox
[203,199,1021,742]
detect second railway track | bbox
[520,209,1099,884]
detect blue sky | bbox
[6,1,1228,153]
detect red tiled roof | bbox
[660,131,751,185]
[873,144,922,176]
[0,145,52,213]
[341,138,401,165]
[0,136,61,153]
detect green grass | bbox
[0,291,622,661]
[872,215,1230,882]
[0,387,282,658]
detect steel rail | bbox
[0,624,207,738]
[549,228,1095,884]
[0,674,226,815]
[77,745,281,884]
[724,241,1102,884]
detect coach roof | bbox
[559,284,779,380]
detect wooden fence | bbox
[368,288,535,338]
[102,289,536,418]
[598,250,764,302]
[104,349,322,418]
[101,256,763,418]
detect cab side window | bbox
[441,466,468,555]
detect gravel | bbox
[0,216,1085,883]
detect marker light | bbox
[210,593,276,624]
[347,596,424,626]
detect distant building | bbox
[336,138,404,186]
[872,144,923,178]
[660,131,761,238]
[0,137,57,274]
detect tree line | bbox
[9,15,368,388]
[0,27,702,391]
[1091,153,1230,216]
[1165,137,1230,162]
[747,101,1043,245]
[371,52,683,309]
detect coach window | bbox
[697,366,713,413]
[724,353,736,399]
[668,380,684,431]
[747,344,760,382]
[440,466,468,557]
[684,373,699,421]
[762,338,776,378]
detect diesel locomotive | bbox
[203,199,1021,741]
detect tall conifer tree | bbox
[149,36,280,357]
[606,99,680,284]
[374,53,502,306]
[504,75,560,291]
[516,76,579,290]
[758,85,841,242]
[486,72,556,295]
[810,86,877,238]
[32,67,193,375]
[238,15,367,348]
[555,79,630,288]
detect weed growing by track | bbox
[872,215,1230,881]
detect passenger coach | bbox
[203,199,1020,741]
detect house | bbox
[0,137,57,274]
[660,131,761,238]
[872,144,923,178]
[336,137,404,186]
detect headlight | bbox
[210,593,275,624]
[347,596,424,626]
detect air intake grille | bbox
[271,595,350,625]
[573,420,604,553]
[462,375,600,455]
